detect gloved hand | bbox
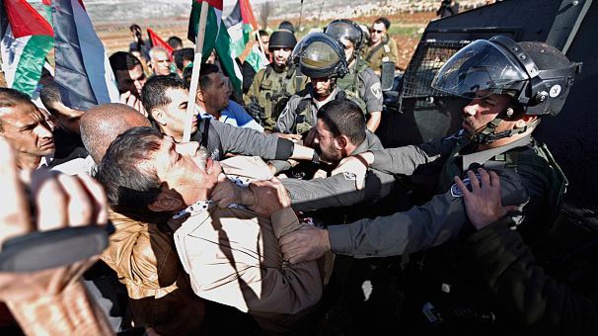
[246,102,265,123]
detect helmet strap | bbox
[470,108,528,144]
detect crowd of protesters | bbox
[0,10,596,336]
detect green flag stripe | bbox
[188,2,241,94]
[13,35,53,97]
[215,26,242,95]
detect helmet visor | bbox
[325,22,361,48]
[431,40,529,99]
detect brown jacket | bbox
[101,210,204,335]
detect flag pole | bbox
[298,0,304,32]
[254,30,268,63]
[183,1,209,143]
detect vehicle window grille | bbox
[400,39,470,99]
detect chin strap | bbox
[470,110,529,144]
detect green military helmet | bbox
[324,19,364,51]
[292,32,348,79]
[269,30,297,51]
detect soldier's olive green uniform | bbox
[335,59,383,115]
[244,65,297,131]
[362,35,399,74]
[276,88,366,135]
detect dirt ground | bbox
[96,11,436,70]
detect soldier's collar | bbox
[459,135,532,171]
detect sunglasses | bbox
[370,29,384,34]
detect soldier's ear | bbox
[516,115,538,128]
[335,135,348,149]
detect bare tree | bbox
[259,1,272,29]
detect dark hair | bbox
[256,29,269,41]
[374,17,391,30]
[141,75,187,123]
[96,126,171,223]
[129,24,141,32]
[173,48,195,71]
[40,82,62,112]
[0,88,36,132]
[317,99,366,145]
[278,21,295,34]
[167,36,183,49]
[198,63,221,91]
[109,51,142,75]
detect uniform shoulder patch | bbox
[370,82,383,100]
[384,44,391,53]
[343,172,357,180]
[450,173,481,198]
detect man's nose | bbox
[35,123,53,138]
[463,101,480,116]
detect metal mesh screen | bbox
[400,39,471,99]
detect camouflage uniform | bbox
[335,59,384,116]
[276,87,366,135]
[244,65,297,131]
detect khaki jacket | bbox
[363,35,399,73]
[173,205,323,332]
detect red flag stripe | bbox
[240,0,258,30]
[4,0,54,38]
[194,0,223,11]
[147,28,175,58]
[77,0,87,11]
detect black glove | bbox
[246,102,265,124]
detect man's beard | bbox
[318,146,342,164]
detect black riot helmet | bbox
[324,19,364,52]
[292,32,348,79]
[432,35,582,117]
[269,30,297,51]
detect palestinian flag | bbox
[223,0,257,59]
[188,0,242,95]
[0,0,54,98]
[147,28,174,57]
[224,0,266,73]
[52,0,119,110]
